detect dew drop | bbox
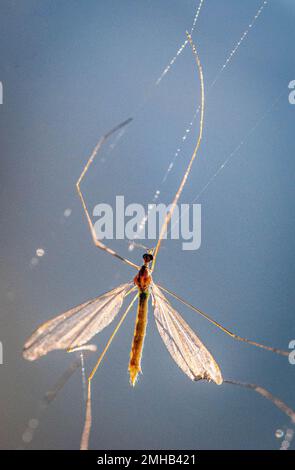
[64,208,72,218]
[22,430,33,443]
[28,418,39,429]
[275,429,284,439]
[36,248,45,257]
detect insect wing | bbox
[152,284,223,385]
[23,282,133,361]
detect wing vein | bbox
[23,282,133,360]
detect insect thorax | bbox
[134,265,152,293]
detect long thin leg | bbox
[76,118,139,270]
[80,293,138,450]
[20,348,97,449]
[158,284,289,357]
[224,379,295,424]
[151,33,205,272]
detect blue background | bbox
[0,0,294,449]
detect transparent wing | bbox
[152,284,223,385]
[23,282,133,361]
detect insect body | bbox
[129,253,153,386]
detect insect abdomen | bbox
[129,291,149,386]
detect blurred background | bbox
[0,0,294,450]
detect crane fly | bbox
[23,34,293,450]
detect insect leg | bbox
[80,293,138,450]
[157,284,289,357]
[76,118,139,270]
